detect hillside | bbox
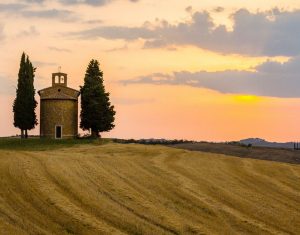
[0,143,299,234]
[239,138,295,149]
[172,142,300,164]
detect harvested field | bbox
[172,142,300,164]
[0,143,299,234]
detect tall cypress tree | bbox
[13,52,37,138]
[80,59,116,138]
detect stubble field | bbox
[0,142,299,234]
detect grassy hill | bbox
[0,142,299,234]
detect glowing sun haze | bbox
[1,0,300,142]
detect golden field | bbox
[0,143,299,235]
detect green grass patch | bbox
[0,137,111,151]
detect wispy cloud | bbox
[32,61,58,67]
[70,8,300,56]
[105,45,128,52]
[60,0,139,5]
[213,6,225,13]
[0,3,27,12]
[17,26,40,37]
[84,19,103,24]
[122,57,300,98]
[48,46,72,53]
[59,0,110,6]
[22,0,139,6]
[70,25,155,40]
[0,3,78,21]
[22,0,45,3]
[21,9,78,21]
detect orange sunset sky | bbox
[1,0,300,142]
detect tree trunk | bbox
[21,129,24,139]
[25,129,28,139]
[91,130,99,138]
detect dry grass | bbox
[172,142,300,164]
[0,143,299,234]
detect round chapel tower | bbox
[38,72,80,139]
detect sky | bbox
[1,0,300,142]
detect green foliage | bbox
[80,59,116,137]
[13,53,38,138]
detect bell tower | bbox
[52,72,68,87]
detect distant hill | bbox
[239,138,295,149]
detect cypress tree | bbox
[13,52,38,138]
[80,59,116,138]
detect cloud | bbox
[17,26,40,37]
[22,0,45,3]
[105,45,128,52]
[0,3,78,21]
[70,9,300,56]
[122,57,300,98]
[21,9,77,21]
[22,0,139,6]
[0,3,27,12]
[32,61,58,67]
[84,19,103,24]
[59,0,110,6]
[48,46,72,53]
[70,25,155,40]
[213,7,224,13]
[185,6,193,13]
